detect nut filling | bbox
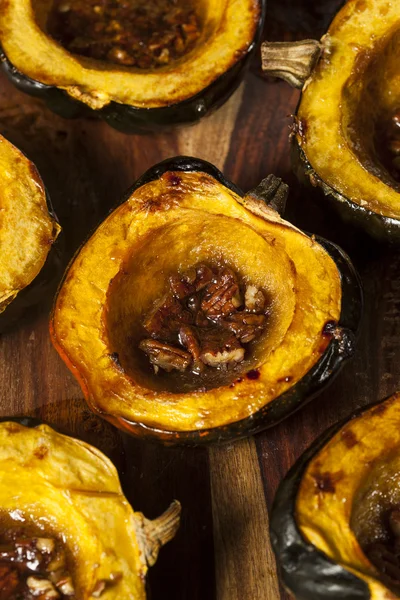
[48,0,201,69]
[139,264,268,375]
[364,507,400,590]
[0,529,75,599]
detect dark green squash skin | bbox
[0,416,43,428]
[292,140,400,244]
[269,400,400,600]
[0,1,265,134]
[0,189,62,335]
[56,156,363,445]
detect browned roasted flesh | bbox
[48,0,201,69]
[140,263,268,374]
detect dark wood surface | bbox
[0,1,397,598]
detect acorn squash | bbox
[0,134,61,332]
[0,417,180,599]
[50,157,362,444]
[261,0,400,242]
[0,0,265,133]
[270,392,400,600]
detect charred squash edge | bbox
[50,156,363,445]
[0,416,43,428]
[0,1,265,134]
[268,399,400,600]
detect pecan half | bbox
[139,339,192,372]
[198,327,245,367]
[143,294,192,341]
[179,326,201,363]
[170,264,213,299]
[193,264,214,292]
[222,313,267,344]
[169,268,196,299]
[201,267,242,318]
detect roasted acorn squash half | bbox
[50,157,362,445]
[0,133,61,331]
[270,392,400,600]
[0,0,265,133]
[261,0,400,242]
[0,417,180,599]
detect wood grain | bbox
[210,438,280,600]
[0,0,395,598]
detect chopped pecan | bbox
[201,267,242,318]
[0,538,44,571]
[222,313,267,344]
[92,580,107,597]
[36,538,56,555]
[51,572,75,596]
[27,576,60,598]
[49,0,201,70]
[0,533,75,599]
[198,327,245,367]
[139,339,192,372]
[244,285,266,312]
[91,574,121,597]
[0,545,18,562]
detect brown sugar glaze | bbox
[0,512,76,599]
[139,263,269,392]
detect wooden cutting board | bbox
[0,1,398,598]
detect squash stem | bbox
[137,500,181,567]
[261,39,322,88]
[245,175,289,216]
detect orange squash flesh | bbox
[50,166,343,436]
